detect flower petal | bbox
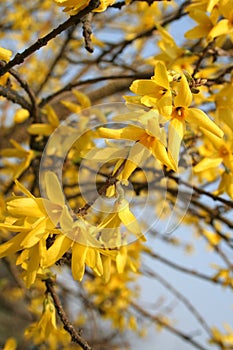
[71,243,88,281]
[153,61,170,89]
[168,118,185,169]
[0,231,26,258]
[44,171,65,206]
[194,157,223,172]
[186,108,223,138]
[42,234,72,267]
[174,75,192,107]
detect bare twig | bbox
[45,278,93,350]
[143,266,212,336]
[0,85,31,110]
[131,301,208,350]
[0,0,100,76]
[82,13,94,53]
[36,26,77,95]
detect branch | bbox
[39,70,153,107]
[143,266,212,336]
[36,26,76,95]
[0,85,31,110]
[0,0,100,76]
[45,278,93,350]
[82,13,94,53]
[145,250,231,288]
[131,301,208,350]
[168,173,233,209]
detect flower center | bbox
[219,146,229,157]
[173,106,185,120]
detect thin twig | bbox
[131,301,208,350]
[0,85,31,110]
[36,26,76,95]
[45,278,93,350]
[143,266,213,336]
[82,13,94,53]
[146,250,231,288]
[169,173,233,209]
[0,0,100,76]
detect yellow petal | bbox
[71,243,88,281]
[24,244,40,288]
[102,255,111,283]
[208,19,230,41]
[27,124,54,136]
[174,75,192,107]
[44,171,65,206]
[7,198,45,217]
[42,234,72,267]
[3,338,17,350]
[118,199,141,236]
[0,47,12,61]
[130,79,159,96]
[86,248,103,276]
[0,223,30,232]
[194,157,223,172]
[116,246,127,273]
[61,100,81,113]
[15,180,35,198]
[60,206,73,233]
[72,90,91,108]
[14,109,30,124]
[20,218,50,248]
[168,118,185,169]
[98,125,144,141]
[186,108,223,138]
[151,140,176,171]
[0,231,26,258]
[199,127,225,150]
[121,142,150,180]
[44,105,59,127]
[83,146,128,161]
[153,61,170,90]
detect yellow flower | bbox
[194,128,233,173]
[54,0,115,14]
[146,25,197,72]
[2,338,17,350]
[127,61,173,116]
[168,75,223,167]
[0,172,67,286]
[14,108,30,124]
[98,112,176,178]
[28,105,59,136]
[214,80,233,131]
[25,294,57,343]
[185,9,215,40]
[208,0,233,42]
[214,171,233,199]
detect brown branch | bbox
[35,26,77,95]
[82,13,94,53]
[5,65,39,122]
[96,0,189,62]
[131,301,208,350]
[39,70,153,107]
[0,85,31,110]
[143,266,213,337]
[0,0,100,76]
[168,173,233,209]
[45,278,93,350]
[145,250,232,288]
